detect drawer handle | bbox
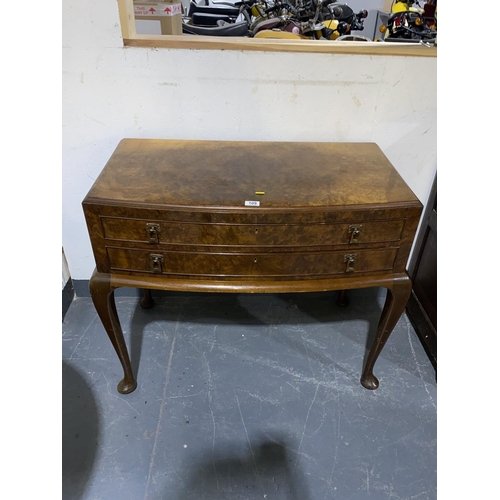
[146,223,160,244]
[149,254,164,273]
[348,224,363,244]
[344,253,357,273]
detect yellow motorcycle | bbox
[379,0,437,42]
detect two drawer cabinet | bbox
[83,139,422,394]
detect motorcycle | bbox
[182,0,369,40]
[182,0,253,36]
[379,0,437,43]
[252,0,368,40]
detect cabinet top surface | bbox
[84,139,420,209]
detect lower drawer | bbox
[107,247,398,277]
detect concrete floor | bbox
[62,288,436,500]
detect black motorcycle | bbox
[182,0,254,36]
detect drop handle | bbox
[348,224,362,244]
[146,223,160,244]
[149,254,164,273]
[344,254,357,273]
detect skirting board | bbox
[62,278,75,321]
[73,280,143,298]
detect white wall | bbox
[62,0,436,280]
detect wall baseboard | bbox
[73,280,143,298]
[62,278,75,321]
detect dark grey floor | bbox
[62,288,436,500]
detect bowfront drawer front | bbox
[106,247,398,277]
[101,217,405,248]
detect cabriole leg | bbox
[89,270,137,394]
[360,275,412,390]
[140,289,155,309]
[336,289,349,307]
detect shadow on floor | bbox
[62,361,100,500]
[125,290,381,383]
[160,432,311,500]
[119,288,432,392]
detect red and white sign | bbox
[134,3,182,17]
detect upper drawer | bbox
[101,218,405,247]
